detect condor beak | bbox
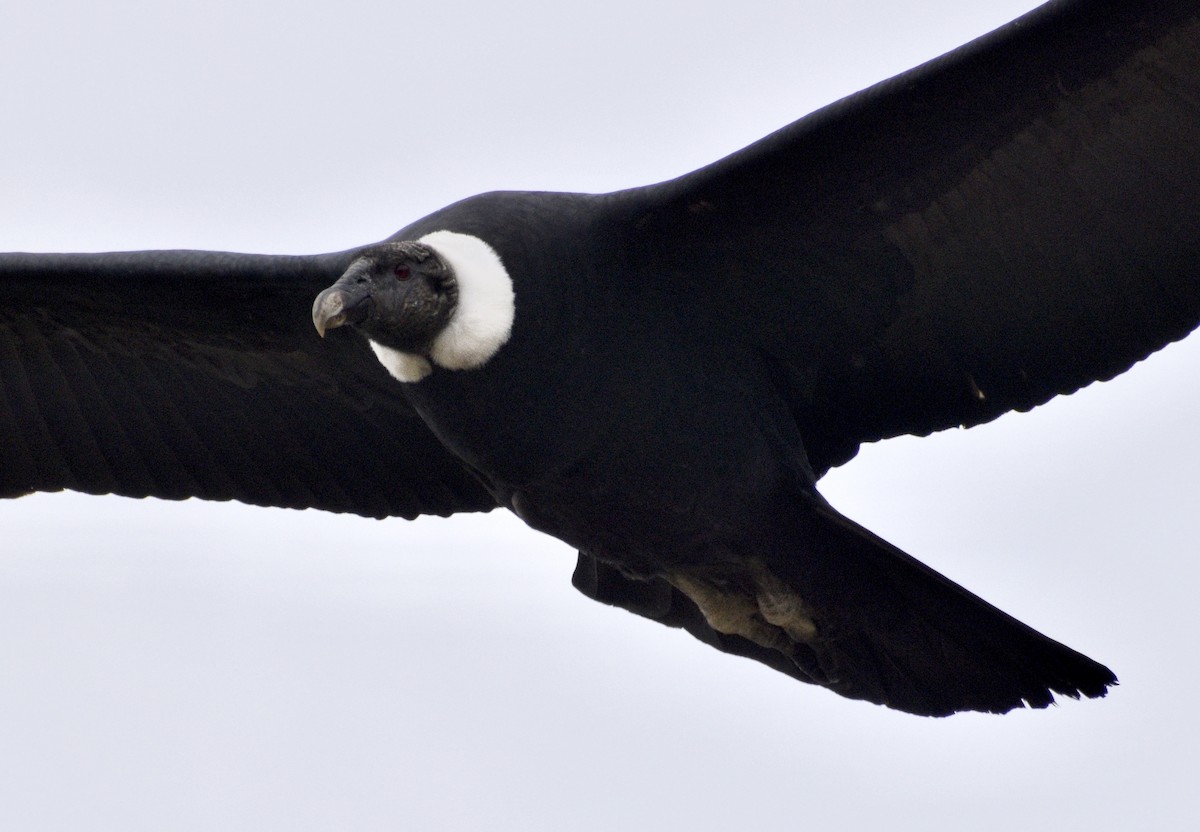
[312,274,372,338]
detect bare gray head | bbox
[313,231,515,383]
[312,240,458,354]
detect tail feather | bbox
[572,497,1115,717]
[791,500,1115,714]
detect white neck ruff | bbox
[367,230,515,383]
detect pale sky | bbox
[2,2,1198,830]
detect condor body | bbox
[5,0,1200,716]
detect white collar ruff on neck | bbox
[367,230,515,383]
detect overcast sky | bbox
[2,1,1199,830]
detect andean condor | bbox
[3,0,1199,716]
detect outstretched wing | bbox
[0,250,495,518]
[622,0,1200,475]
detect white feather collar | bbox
[367,230,515,383]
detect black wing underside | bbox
[0,251,495,519]
[625,0,1200,475]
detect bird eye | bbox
[394,264,412,281]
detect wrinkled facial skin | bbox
[312,241,458,353]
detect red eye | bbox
[394,264,412,280]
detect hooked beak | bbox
[312,275,371,338]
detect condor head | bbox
[312,241,458,354]
[312,231,515,383]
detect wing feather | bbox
[0,250,495,518]
[620,0,1200,473]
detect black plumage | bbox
[3,0,1199,715]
